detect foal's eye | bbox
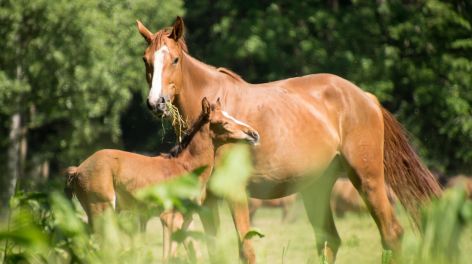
[172,57,179,64]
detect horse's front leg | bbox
[228,197,256,264]
[198,192,220,263]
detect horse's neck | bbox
[179,53,245,122]
[173,126,214,175]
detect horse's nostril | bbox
[157,97,166,104]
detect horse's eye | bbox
[172,57,179,65]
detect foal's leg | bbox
[228,198,256,264]
[342,141,403,261]
[160,211,180,263]
[301,173,340,264]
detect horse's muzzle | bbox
[147,97,168,117]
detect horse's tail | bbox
[382,107,442,227]
[64,166,79,199]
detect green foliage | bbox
[381,250,393,264]
[401,187,472,264]
[243,228,265,240]
[209,145,253,203]
[136,167,204,212]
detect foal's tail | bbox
[64,166,79,199]
[382,108,442,227]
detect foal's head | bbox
[169,98,259,156]
[205,98,259,145]
[137,17,187,117]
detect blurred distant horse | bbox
[330,178,366,217]
[136,17,441,263]
[445,175,472,199]
[65,98,259,262]
[249,195,297,223]
[331,178,397,217]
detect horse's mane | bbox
[151,27,189,53]
[216,67,245,82]
[165,109,209,158]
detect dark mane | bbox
[165,110,209,158]
[151,27,189,52]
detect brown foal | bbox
[65,98,259,262]
[137,17,442,263]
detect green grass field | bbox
[1,192,471,264]
[144,199,472,264]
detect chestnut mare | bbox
[65,98,259,262]
[137,17,441,263]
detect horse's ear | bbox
[136,20,152,44]
[202,97,211,115]
[215,97,222,111]
[170,16,184,41]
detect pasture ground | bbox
[145,199,472,264]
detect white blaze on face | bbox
[148,45,170,105]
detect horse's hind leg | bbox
[301,169,341,264]
[342,139,403,260]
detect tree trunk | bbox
[1,114,21,216]
[1,30,26,217]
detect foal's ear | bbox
[201,97,211,115]
[170,16,184,41]
[136,20,153,44]
[215,97,222,111]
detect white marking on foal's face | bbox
[221,111,251,128]
[148,45,169,105]
[221,111,260,145]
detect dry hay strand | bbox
[165,101,188,142]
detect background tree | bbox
[0,0,183,215]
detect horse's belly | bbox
[247,180,301,199]
[248,153,343,199]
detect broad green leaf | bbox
[209,144,253,202]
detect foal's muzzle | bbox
[246,130,260,145]
[147,97,168,117]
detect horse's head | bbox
[137,17,187,117]
[201,97,259,145]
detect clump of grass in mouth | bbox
[164,101,188,142]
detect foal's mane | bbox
[166,109,209,158]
